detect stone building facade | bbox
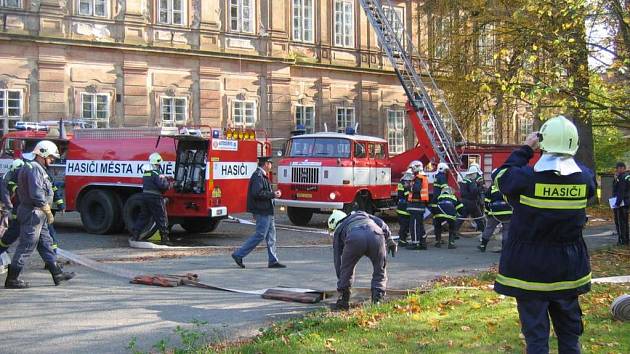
[0,0,524,153]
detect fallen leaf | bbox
[461,325,471,331]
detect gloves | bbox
[386,238,397,258]
[41,204,55,224]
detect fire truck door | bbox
[367,143,378,185]
[173,138,208,194]
[353,142,369,186]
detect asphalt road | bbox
[0,212,618,354]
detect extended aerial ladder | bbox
[358,0,466,180]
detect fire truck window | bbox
[374,144,386,159]
[2,139,15,158]
[368,143,375,158]
[288,138,350,158]
[354,143,366,158]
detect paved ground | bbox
[0,212,618,354]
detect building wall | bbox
[0,0,499,151]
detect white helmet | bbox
[10,159,24,171]
[441,186,453,195]
[149,152,163,165]
[468,163,482,175]
[327,209,347,231]
[437,162,449,173]
[32,140,60,159]
[401,168,414,181]
[538,115,579,156]
[408,160,423,169]
[409,160,424,174]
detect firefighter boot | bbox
[371,288,386,304]
[477,239,489,252]
[161,231,175,246]
[5,265,29,289]
[331,289,351,311]
[434,232,442,248]
[46,262,75,286]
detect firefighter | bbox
[407,161,429,250]
[46,175,65,253]
[0,159,23,244]
[429,162,449,220]
[478,169,513,252]
[455,163,486,234]
[494,116,595,353]
[395,169,413,246]
[328,209,397,310]
[612,162,629,245]
[132,153,172,245]
[5,140,75,289]
[432,186,463,249]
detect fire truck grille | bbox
[291,167,319,184]
[291,184,318,191]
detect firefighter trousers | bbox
[11,207,57,270]
[455,199,485,232]
[481,218,510,249]
[516,296,583,354]
[133,193,169,241]
[407,207,426,246]
[433,217,455,244]
[334,225,387,292]
[396,213,410,242]
[613,206,629,245]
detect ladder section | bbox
[358,0,464,169]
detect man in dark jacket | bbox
[432,187,464,249]
[231,157,286,269]
[612,162,629,245]
[494,116,595,353]
[478,172,513,252]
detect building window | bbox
[1,0,21,8]
[81,93,110,128]
[158,0,185,25]
[380,6,404,47]
[433,16,451,59]
[77,0,107,17]
[336,107,355,132]
[295,105,315,133]
[0,89,23,134]
[480,116,495,144]
[230,0,255,33]
[334,0,354,48]
[160,96,187,127]
[519,117,534,142]
[478,23,495,66]
[387,109,405,154]
[232,100,256,128]
[292,0,314,43]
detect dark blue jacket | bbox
[143,170,169,195]
[396,182,410,215]
[484,183,512,221]
[433,193,463,221]
[493,146,595,299]
[17,160,53,208]
[612,171,630,208]
[459,177,481,202]
[246,167,275,215]
[430,172,448,207]
[333,211,391,244]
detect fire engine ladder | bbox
[358,0,465,171]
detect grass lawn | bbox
[138,247,630,354]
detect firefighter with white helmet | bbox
[131,152,172,245]
[455,161,486,235]
[493,115,595,352]
[395,169,414,246]
[5,140,75,289]
[407,161,429,250]
[429,162,450,218]
[328,209,396,310]
[432,186,464,249]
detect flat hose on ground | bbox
[610,294,630,322]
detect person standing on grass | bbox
[612,161,629,245]
[493,116,595,353]
[231,156,286,269]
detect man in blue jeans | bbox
[231,157,286,269]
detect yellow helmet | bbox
[327,209,347,231]
[149,152,163,165]
[538,115,579,155]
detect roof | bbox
[290,132,387,143]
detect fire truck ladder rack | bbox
[73,127,181,140]
[358,0,465,171]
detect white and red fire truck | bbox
[0,124,269,235]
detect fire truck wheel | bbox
[180,218,220,234]
[286,207,313,226]
[353,194,375,215]
[79,189,123,234]
[122,193,158,237]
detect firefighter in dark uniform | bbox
[0,159,24,255]
[455,164,486,233]
[328,210,397,310]
[132,152,172,245]
[493,116,595,353]
[478,171,513,252]
[47,175,65,252]
[5,141,75,289]
[432,186,464,249]
[428,162,449,217]
[612,162,629,245]
[395,169,413,246]
[407,161,429,250]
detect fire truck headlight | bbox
[329,192,337,200]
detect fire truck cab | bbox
[276,131,392,226]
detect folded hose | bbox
[610,294,630,322]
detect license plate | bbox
[296,193,312,198]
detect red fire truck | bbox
[0,124,269,235]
